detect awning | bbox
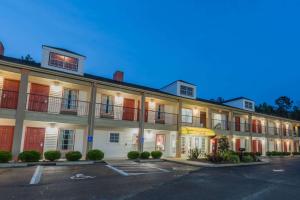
[181,127,216,137]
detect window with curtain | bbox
[58,129,75,151]
[100,95,114,116]
[49,52,79,72]
[62,89,78,111]
[182,108,193,123]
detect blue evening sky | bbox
[0,0,299,105]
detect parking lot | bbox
[0,161,199,200]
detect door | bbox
[257,120,262,133]
[258,140,262,153]
[235,117,241,131]
[235,139,241,152]
[1,79,19,109]
[200,112,207,128]
[252,120,257,133]
[0,126,14,151]
[122,98,135,121]
[24,127,45,154]
[28,83,50,112]
[212,138,218,154]
[283,142,287,152]
[252,140,257,153]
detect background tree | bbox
[21,54,36,64]
[255,102,275,115]
[275,96,293,118]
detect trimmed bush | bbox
[293,152,300,155]
[206,153,224,163]
[44,150,61,161]
[0,151,12,163]
[140,151,150,159]
[18,151,41,162]
[241,155,254,163]
[266,151,291,156]
[65,151,82,161]
[86,149,104,161]
[228,154,240,163]
[127,151,140,159]
[151,151,163,159]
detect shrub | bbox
[18,151,41,162]
[188,148,202,160]
[44,150,61,161]
[0,151,12,163]
[241,155,254,163]
[228,154,240,163]
[140,151,150,159]
[127,151,140,159]
[293,152,300,155]
[218,136,229,153]
[65,151,82,161]
[206,153,224,163]
[86,149,104,161]
[151,151,163,159]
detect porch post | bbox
[176,100,182,158]
[12,69,29,160]
[138,93,145,152]
[87,82,97,152]
[265,119,269,155]
[280,121,283,152]
[228,111,234,150]
[248,114,253,152]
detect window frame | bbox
[180,85,194,97]
[109,133,120,143]
[48,52,79,72]
[58,129,75,151]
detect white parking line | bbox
[106,165,129,176]
[30,165,43,185]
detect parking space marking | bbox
[106,165,129,176]
[30,165,43,185]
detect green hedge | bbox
[127,151,140,159]
[44,150,61,161]
[86,149,104,161]
[266,151,290,156]
[65,151,82,161]
[140,151,150,159]
[151,151,163,159]
[0,151,12,163]
[18,151,41,162]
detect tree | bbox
[275,96,293,117]
[218,136,229,153]
[291,106,300,121]
[21,54,36,64]
[255,102,275,115]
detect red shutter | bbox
[200,112,207,128]
[28,83,50,112]
[0,126,14,151]
[252,120,257,133]
[1,79,19,109]
[24,127,45,154]
[122,98,135,121]
[235,117,241,131]
[257,120,262,133]
[235,139,241,152]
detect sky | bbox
[0,0,300,105]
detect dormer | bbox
[160,80,197,99]
[223,97,255,111]
[41,45,86,75]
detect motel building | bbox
[0,41,299,160]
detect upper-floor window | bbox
[49,52,78,72]
[182,108,193,123]
[245,101,253,110]
[180,85,194,97]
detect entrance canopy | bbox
[181,127,216,137]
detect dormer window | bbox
[180,85,194,97]
[245,101,253,110]
[49,52,78,72]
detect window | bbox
[58,129,75,151]
[182,108,193,123]
[100,95,114,117]
[180,85,194,97]
[62,89,78,111]
[155,134,166,151]
[49,52,78,71]
[155,104,165,122]
[109,133,119,143]
[245,101,253,110]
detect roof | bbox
[222,96,254,103]
[42,45,86,58]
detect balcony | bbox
[267,127,280,136]
[181,115,207,128]
[26,93,89,116]
[145,110,178,125]
[0,89,19,109]
[212,119,229,131]
[231,122,250,132]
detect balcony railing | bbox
[231,122,250,132]
[181,115,207,128]
[146,110,178,125]
[212,119,229,131]
[0,89,19,109]
[267,127,280,135]
[26,93,89,116]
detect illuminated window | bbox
[62,89,78,111]
[49,52,78,71]
[182,108,193,123]
[58,129,74,151]
[180,85,194,97]
[245,101,253,109]
[155,134,166,151]
[109,133,119,143]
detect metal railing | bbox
[212,119,229,130]
[146,110,178,125]
[231,122,250,132]
[0,89,19,109]
[267,127,280,135]
[26,93,89,116]
[95,103,139,121]
[181,115,207,128]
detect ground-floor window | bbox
[109,133,120,143]
[155,134,166,151]
[58,129,75,151]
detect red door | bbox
[123,98,135,121]
[257,120,262,133]
[1,79,19,109]
[235,139,241,152]
[252,140,257,153]
[28,83,50,112]
[235,117,241,131]
[212,138,218,154]
[258,140,262,153]
[252,120,257,133]
[200,112,207,128]
[24,127,45,154]
[283,142,287,152]
[0,126,14,151]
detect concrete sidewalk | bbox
[163,158,269,168]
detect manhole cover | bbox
[70,174,96,180]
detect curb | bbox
[163,158,270,168]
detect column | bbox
[248,114,253,152]
[265,119,269,154]
[280,121,283,152]
[176,100,182,158]
[86,83,97,152]
[138,93,145,152]
[12,69,29,159]
[228,111,234,150]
